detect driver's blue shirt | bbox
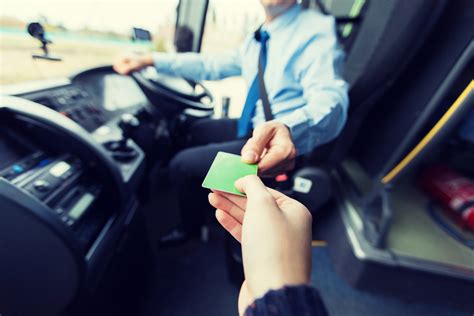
[152,5,348,155]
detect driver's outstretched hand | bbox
[113,54,154,75]
[241,121,297,177]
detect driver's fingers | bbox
[241,127,275,163]
[215,209,242,242]
[113,63,131,75]
[258,158,295,177]
[209,193,245,224]
[258,145,295,175]
[112,63,123,74]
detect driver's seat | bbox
[289,0,448,212]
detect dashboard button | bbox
[60,170,74,180]
[57,97,67,105]
[12,164,24,174]
[33,179,51,192]
[71,91,81,100]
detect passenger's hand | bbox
[208,175,312,315]
[113,54,154,75]
[241,121,296,177]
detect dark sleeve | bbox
[244,285,328,316]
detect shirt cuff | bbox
[275,110,313,156]
[244,285,328,316]
[152,52,177,73]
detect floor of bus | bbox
[132,227,466,316]
[132,168,468,316]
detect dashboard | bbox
[0,66,148,234]
[0,128,35,171]
[16,66,149,132]
[0,64,214,315]
[0,66,149,315]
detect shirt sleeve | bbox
[244,285,328,316]
[152,50,242,81]
[275,17,349,156]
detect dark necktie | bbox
[237,30,270,138]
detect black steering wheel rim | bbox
[130,68,215,112]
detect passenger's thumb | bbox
[235,175,268,197]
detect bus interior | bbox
[0,0,473,315]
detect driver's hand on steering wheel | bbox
[113,54,154,75]
[241,121,297,177]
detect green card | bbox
[202,152,258,196]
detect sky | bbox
[0,0,264,33]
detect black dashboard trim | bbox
[69,64,115,82]
[0,96,125,206]
[0,178,83,307]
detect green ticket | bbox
[202,152,258,196]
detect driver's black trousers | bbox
[169,118,248,236]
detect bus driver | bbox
[114,0,349,246]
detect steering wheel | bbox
[130,67,215,114]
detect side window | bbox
[200,0,264,118]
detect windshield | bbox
[0,0,179,85]
[0,0,264,86]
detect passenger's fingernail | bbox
[234,178,244,191]
[242,151,257,162]
[235,178,242,187]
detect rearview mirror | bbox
[26,22,62,61]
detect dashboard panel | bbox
[0,67,149,315]
[16,66,149,132]
[0,128,35,171]
[77,71,149,112]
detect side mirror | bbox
[131,27,152,42]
